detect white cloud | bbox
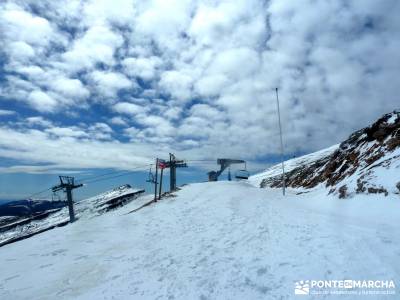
[208,47,260,80]
[159,70,193,101]
[0,0,400,171]
[87,123,113,140]
[194,74,229,97]
[27,90,58,112]
[1,6,54,46]
[122,56,161,80]
[89,70,133,99]
[163,106,182,120]
[123,126,140,138]
[46,126,88,138]
[26,116,52,127]
[90,122,113,133]
[62,25,123,72]
[6,41,35,61]
[110,116,128,126]
[50,77,90,99]
[15,65,44,77]
[113,102,146,116]
[0,165,83,175]
[82,0,136,26]
[0,125,153,171]
[0,109,16,116]
[135,0,192,42]
[135,115,175,138]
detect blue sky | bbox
[0,0,399,200]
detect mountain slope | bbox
[0,184,144,247]
[0,182,398,299]
[251,111,400,198]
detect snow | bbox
[248,144,339,187]
[0,185,144,246]
[386,113,398,125]
[1,181,399,299]
[344,146,400,195]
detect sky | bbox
[0,0,399,200]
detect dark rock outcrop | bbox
[0,200,67,217]
[260,110,400,198]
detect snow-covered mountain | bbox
[0,199,67,217]
[250,110,400,198]
[0,184,144,247]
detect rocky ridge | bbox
[259,110,400,198]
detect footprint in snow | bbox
[39,263,53,269]
[256,267,268,276]
[4,275,20,281]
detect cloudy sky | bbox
[0,0,399,198]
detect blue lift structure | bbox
[208,159,249,181]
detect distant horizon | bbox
[0,149,305,201]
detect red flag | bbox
[158,161,167,169]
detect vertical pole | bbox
[275,88,286,196]
[172,166,176,191]
[158,168,163,200]
[154,158,159,201]
[170,153,176,192]
[66,187,75,222]
[169,153,173,192]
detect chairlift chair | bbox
[235,170,250,180]
[51,190,62,202]
[235,162,249,180]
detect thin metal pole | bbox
[158,167,163,200]
[169,153,173,192]
[154,158,158,201]
[275,88,286,196]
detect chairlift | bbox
[146,167,155,183]
[51,190,62,201]
[235,170,249,180]
[235,162,249,180]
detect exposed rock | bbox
[367,187,388,196]
[338,185,348,199]
[259,110,400,198]
[356,179,366,193]
[386,135,400,151]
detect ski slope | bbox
[0,182,399,299]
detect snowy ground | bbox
[0,181,399,299]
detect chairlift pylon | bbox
[146,167,155,183]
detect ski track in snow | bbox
[0,182,399,300]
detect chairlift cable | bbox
[25,187,53,200]
[81,164,153,185]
